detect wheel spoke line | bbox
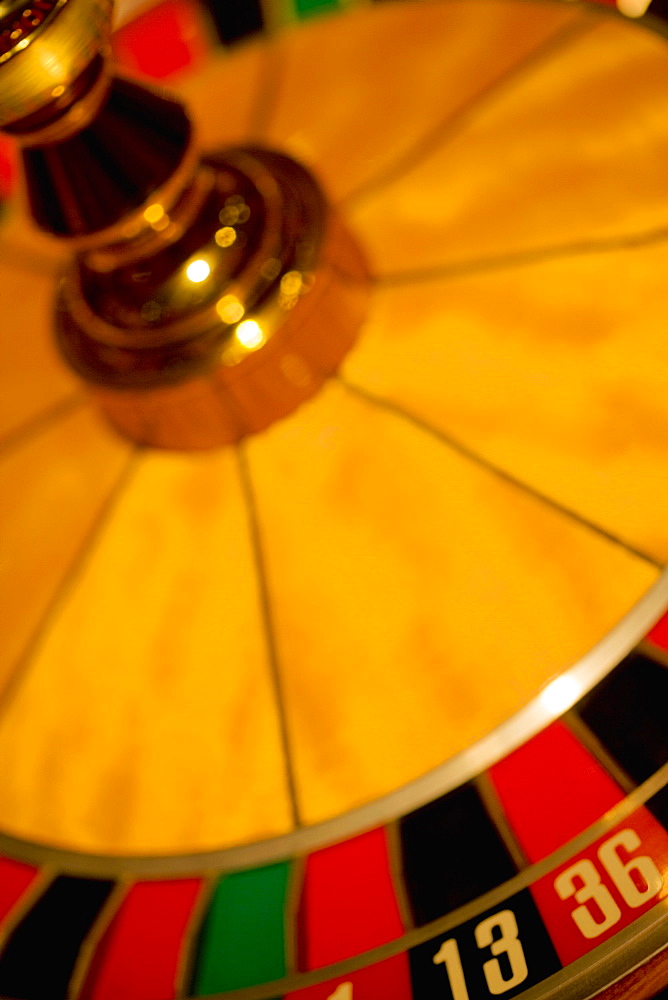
[337,376,664,571]
[375,223,668,287]
[0,392,86,460]
[340,14,599,210]
[563,710,636,795]
[235,441,303,829]
[474,771,530,871]
[0,447,143,721]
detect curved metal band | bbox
[0,0,112,127]
[0,569,666,877]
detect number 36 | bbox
[554,828,663,939]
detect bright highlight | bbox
[236,320,264,349]
[216,295,245,324]
[144,204,165,225]
[186,260,211,283]
[538,674,584,717]
[617,0,650,16]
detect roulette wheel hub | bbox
[0,3,370,448]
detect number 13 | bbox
[433,910,528,999]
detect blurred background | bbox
[0,0,662,207]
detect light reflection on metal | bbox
[617,0,651,17]
[185,258,210,283]
[281,270,303,295]
[261,257,282,280]
[219,195,251,227]
[214,225,236,247]
[143,203,164,225]
[143,203,170,232]
[216,293,245,324]
[140,300,161,322]
[538,674,585,716]
[235,318,264,349]
[279,269,306,309]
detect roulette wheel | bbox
[1,0,668,996]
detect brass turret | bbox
[0,0,369,448]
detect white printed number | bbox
[555,828,663,940]
[327,984,353,1000]
[433,910,528,1000]
[433,938,469,1000]
[476,911,529,994]
[554,858,620,938]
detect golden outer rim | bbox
[0,569,666,877]
[1,767,668,1000]
[0,0,113,127]
[177,901,668,1000]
